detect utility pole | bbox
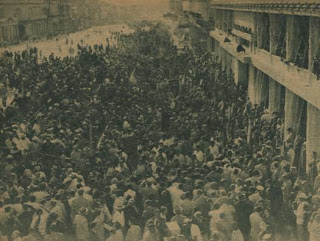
[46,0,52,37]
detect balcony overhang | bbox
[211,28,320,109]
[231,29,252,42]
[251,49,320,110]
[210,1,320,17]
[209,30,251,64]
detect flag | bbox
[129,69,137,85]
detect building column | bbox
[207,35,213,52]
[309,17,320,74]
[0,27,3,43]
[14,25,19,42]
[184,0,191,12]
[176,0,183,15]
[226,52,232,76]
[286,15,301,62]
[169,0,175,13]
[232,59,248,85]
[306,103,320,170]
[248,67,269,106]
[213,40,219,60]
[255,70,269,107]
[284,89,306,138]
[270,14,281,55]
[248,64,256,104]
[256,13,270,51]
[268,77,282,114]
[203,0,210,21]
[270,14,277,55]
[221,49,226,71]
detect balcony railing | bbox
[210,29,251,63]
[210,0,320,16]
[210,0,319,4]
[210,28,320,109]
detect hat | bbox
[32,136,40,142]
[6,155,14,160]
[79,207,87,214]
[297,192,307,199]
[174,206,182,214]
[315,214,320,224]
[256,186,264,191]
[183,218,191,224]
[116,204,125,210]
[111,178,118,184]
[262,233,272,240]
[146,220,155,228]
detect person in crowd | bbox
[0,17,314,241]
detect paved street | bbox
[0,24,133,59]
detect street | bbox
[0,24,133,59]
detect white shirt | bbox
[231,229,244,241]
[73,214,89,240]
[191,224,203,241]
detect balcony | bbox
[231,29,252,42]
[251,48,320,109]
[210,29,251,63]
[210,0,320,17]
[210,28,320,109]
[210,0,319,3]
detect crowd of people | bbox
[0,19,320,241]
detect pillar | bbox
[306,103,320,170]
[309,17,320,74]
[176,0,183,15]
[221,49,226,71]
[286,15,295,61]
[214,9,222,30]
[213,40,219,59]
[268,77,282,114]
[286,15,306,64]
[255,70,269,107]
[0,27,3,43]
[183,0,191,12]
[203,0,210,21]
[233,59,248,85]
[248,67,269,106]
[221,9,227,32]
[207,35,213,52]
[248,64,256,105]
[270,14,281,55]
[225,10,233,33]
[226,52,233,76]
[255,13,270,51]
[284,89,307,138]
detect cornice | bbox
[211,2,320,17]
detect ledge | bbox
[210,1,320,17]
[211,28,320,109]
[231,29,252,42]
[209,30,251,64]
[251,48,320,109]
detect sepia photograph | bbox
[0,0,320,240]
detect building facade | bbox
[195,0,320,169]
[183,0,210,20]
[169,0,183,16]
[69,0,102,32]
[0,0,102,46]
